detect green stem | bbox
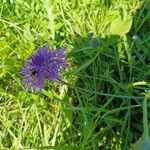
[143,96,149,141]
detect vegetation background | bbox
[0,0,150,149]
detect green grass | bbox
[0,0,150,149]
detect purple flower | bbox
[21,46,67,91]
[91,38,100,47]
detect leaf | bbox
[44,0,55,39]
[110,17,132,36]
[73,53,99,75]
[63,96,73,127]
[23,24,34,42]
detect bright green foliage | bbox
[110,17,132,36]
[0,0,150,150]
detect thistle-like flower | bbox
[21,46,67,91]
[91,38,100,47]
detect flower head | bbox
[21,46,67,91]
[87,31,94,37]
[91,38,100,47]
[132,35,141,42]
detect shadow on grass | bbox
[65,1,150,149]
